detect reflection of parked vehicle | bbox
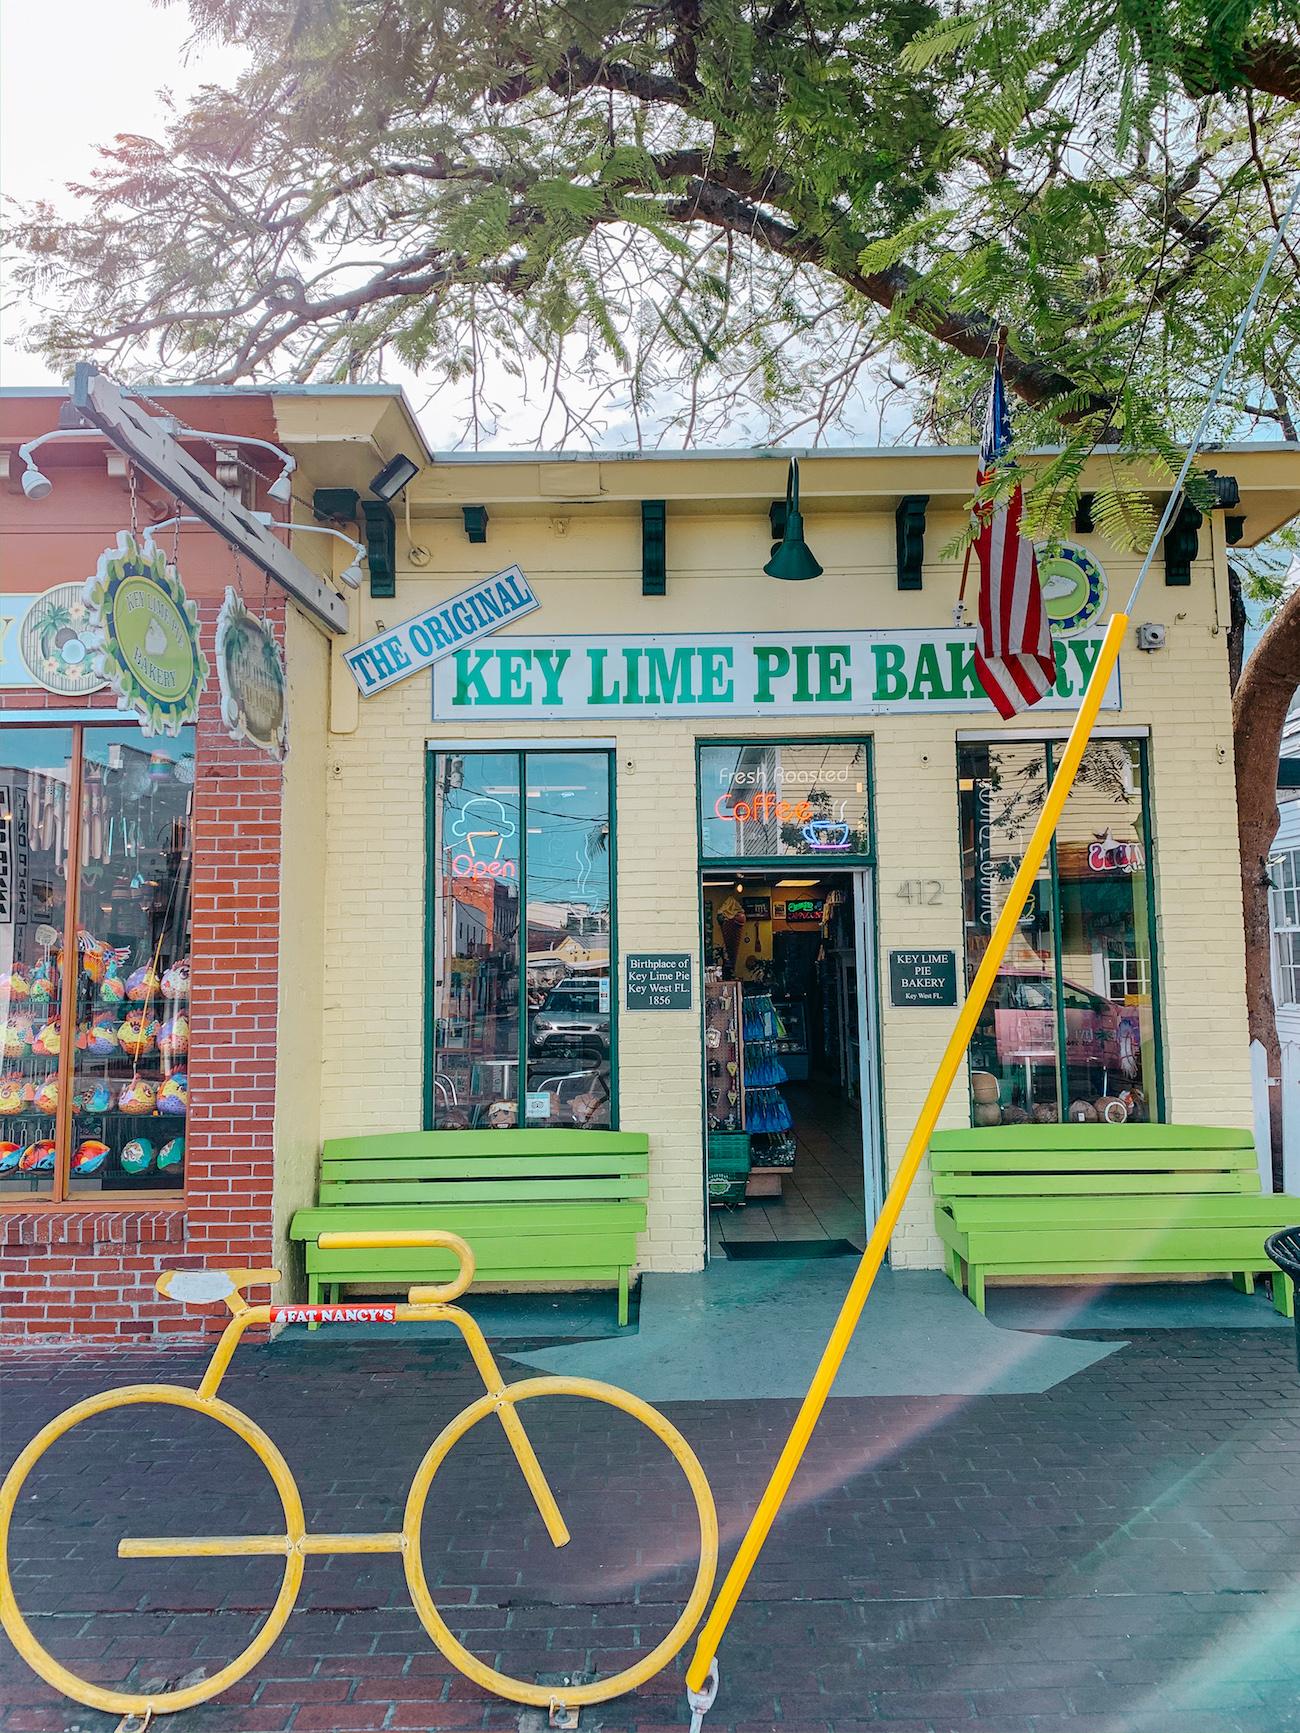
[530,979,609,1058]
[978,972,1129,1074]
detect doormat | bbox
[722,1239,858,1260]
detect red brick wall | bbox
[1,414,288,1342]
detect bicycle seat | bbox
[157,1268,281,1308]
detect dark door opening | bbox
[703,870,869,1257]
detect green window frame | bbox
[425,747,618,1130]
[696,737,875,868]
[958,736,1165,1125]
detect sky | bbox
[0,0,909,449]
[0,0,247,389]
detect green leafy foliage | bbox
[2,0,1296,509]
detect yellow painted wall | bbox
[271,602,331,1282]
[314,483,1249,1273]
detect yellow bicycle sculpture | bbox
[0,1229,719,1721]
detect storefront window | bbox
[70,730,193,1193]
[0,723,194,1200]
[958,739,1160,1126]
[430,750,614,1129]
[0,729,73,1197]
[699,742,872,862]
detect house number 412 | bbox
[897,879,944,904]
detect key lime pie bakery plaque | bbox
[83,532,209,735]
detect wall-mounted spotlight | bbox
[16,426,296,505]
[370,453,420,503]
[20,459,52,500]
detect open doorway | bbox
[702,869,878,1257]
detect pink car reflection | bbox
[987,973,1133,1074]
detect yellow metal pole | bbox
[686,611,1129,1692]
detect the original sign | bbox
[345,565,539,696]
[432,628,1119,719]
[889,949,959,1007]
[215,589,288,759]
[625,952,694,1011]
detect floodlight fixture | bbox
[369,452,420,502]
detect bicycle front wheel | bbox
[0,1383,306,1717]
[402,1374,718,1708]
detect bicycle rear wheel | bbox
[0,1384,305,1716]
[402,1374,718,1707]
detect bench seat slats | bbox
[936,1171,1257,1196]
[931,1147,1256,1174]
[289,1129,649,1326]
[320,1152,647,1183]
[322,1130,648,1160]
[931,1126,1254,1154]
[316,1177,648,1205]
[944,1195,1286,1227]
[929,1124,1298,1318]
[291,1202,645,1238]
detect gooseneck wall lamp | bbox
[764,459,823,581]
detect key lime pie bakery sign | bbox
[432,629,1119,719]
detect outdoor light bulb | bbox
[267,465,295,504]
[340,561,363,589]
[21,464,52,501]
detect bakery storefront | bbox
[408,600,1176,1266]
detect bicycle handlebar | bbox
[315,1229,475,1303]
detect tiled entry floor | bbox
[711,1077,868,1252]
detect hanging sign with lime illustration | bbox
[83,533,208,736]
[1035,542,1108,637]
[215,588,287,760]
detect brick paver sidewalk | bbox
[4,1327,1300,1733]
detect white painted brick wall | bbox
[318,507,1247,1274]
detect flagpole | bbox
[685,177,1300,1703]
[686,608,1126,1694]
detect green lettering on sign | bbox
[871,643,907,700]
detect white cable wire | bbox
[1125,173,1300,614]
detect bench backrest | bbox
[317,1129,649,1207]
[930,1125,1259,1200]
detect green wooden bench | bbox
[930,1125,1300,1316]
[289,1129,649,1325]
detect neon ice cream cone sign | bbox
[448,796,517,880]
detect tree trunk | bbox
[1232,588,1300,1187]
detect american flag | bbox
[973,359,1055,718]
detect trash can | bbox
[1265,1229,1300,1371]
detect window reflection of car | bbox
[978,972,1125,1071]
[530,979,609,1058]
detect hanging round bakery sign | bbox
[83,532,208,736]
[214,587,287,760]
[1035,542,1108,636]
[16,584,109,696]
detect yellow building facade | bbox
[270,390,1300,1283]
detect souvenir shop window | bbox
[0,724,193,1201]
[958,738,1162,1129]
[429,750,614,1131]
[699,741,872,864]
